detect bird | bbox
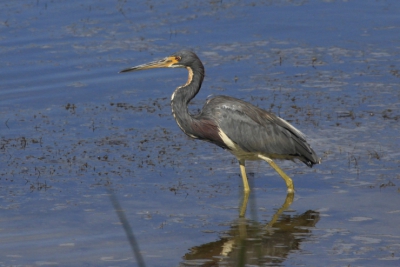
[120,50,320,193]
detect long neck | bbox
[171,66,204,138]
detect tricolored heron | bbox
[120,50,320,193]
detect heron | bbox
[120,50,320,194]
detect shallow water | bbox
[1,0,399,266]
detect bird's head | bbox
[119,50,203,73]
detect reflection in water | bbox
[181,194,319,266]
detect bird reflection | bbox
[180,193,319,267]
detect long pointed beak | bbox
[119,56,180,73]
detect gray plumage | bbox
[120,50,320,193]
[199,95,319,167]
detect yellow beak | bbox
[119,56,180,73]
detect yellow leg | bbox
[239,190,249,218]
[258,155,294,193]
[239,159,250,193]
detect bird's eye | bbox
[175,56,181,61]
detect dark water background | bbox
[1,0,399,266]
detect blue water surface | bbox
[1,0,399,266]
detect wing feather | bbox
[200,96,319,166]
